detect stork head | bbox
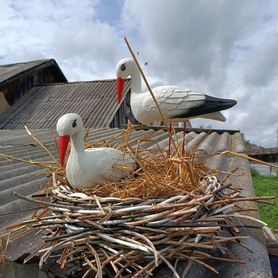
[116,58,135,103]
[56,113,83,167]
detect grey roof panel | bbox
[0,80,131,129]
[0,60,50,83]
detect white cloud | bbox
[120,0,277,147]
[244,34,277,87]
[121,0,262,90]
[0,0,121,79]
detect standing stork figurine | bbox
[116,58,237,155]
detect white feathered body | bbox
[116,58,236,125]
[131,86,208,124]
[66,147,135,189]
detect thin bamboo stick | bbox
[124,37,178,153]
[219,150,278,168]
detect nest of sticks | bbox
[1,126,271,278]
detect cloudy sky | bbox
[0,0,277,146]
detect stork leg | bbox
[182,121,187,156]
[168,123,172,157]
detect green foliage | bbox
[252,173,278,230]
[250,167,260,177]
[243,136,258,147]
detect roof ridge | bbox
[35,78,131,87]
[0,59,51,67]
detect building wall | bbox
[250,163,278,176]
[109,91,139,128]
[0,91,10,114]
[250,153,278,163]
[0,64,66,107]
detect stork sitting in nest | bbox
[56,113,135,189]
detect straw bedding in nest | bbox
[0,127,271,278]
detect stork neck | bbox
[131,67,142,94]
[70,131,85,156]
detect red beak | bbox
[117,78,125,103]
[59,135,70,167]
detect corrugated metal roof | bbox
[0,60,50,83]
[247,146,278,155]
[0,128,272,277]
[0,80,131,129]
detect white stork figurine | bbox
[56,113,135,189]
[116,58,237,154]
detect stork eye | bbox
[121,64,126,71]
[72,119,77,128]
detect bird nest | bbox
[1,127,270,278]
